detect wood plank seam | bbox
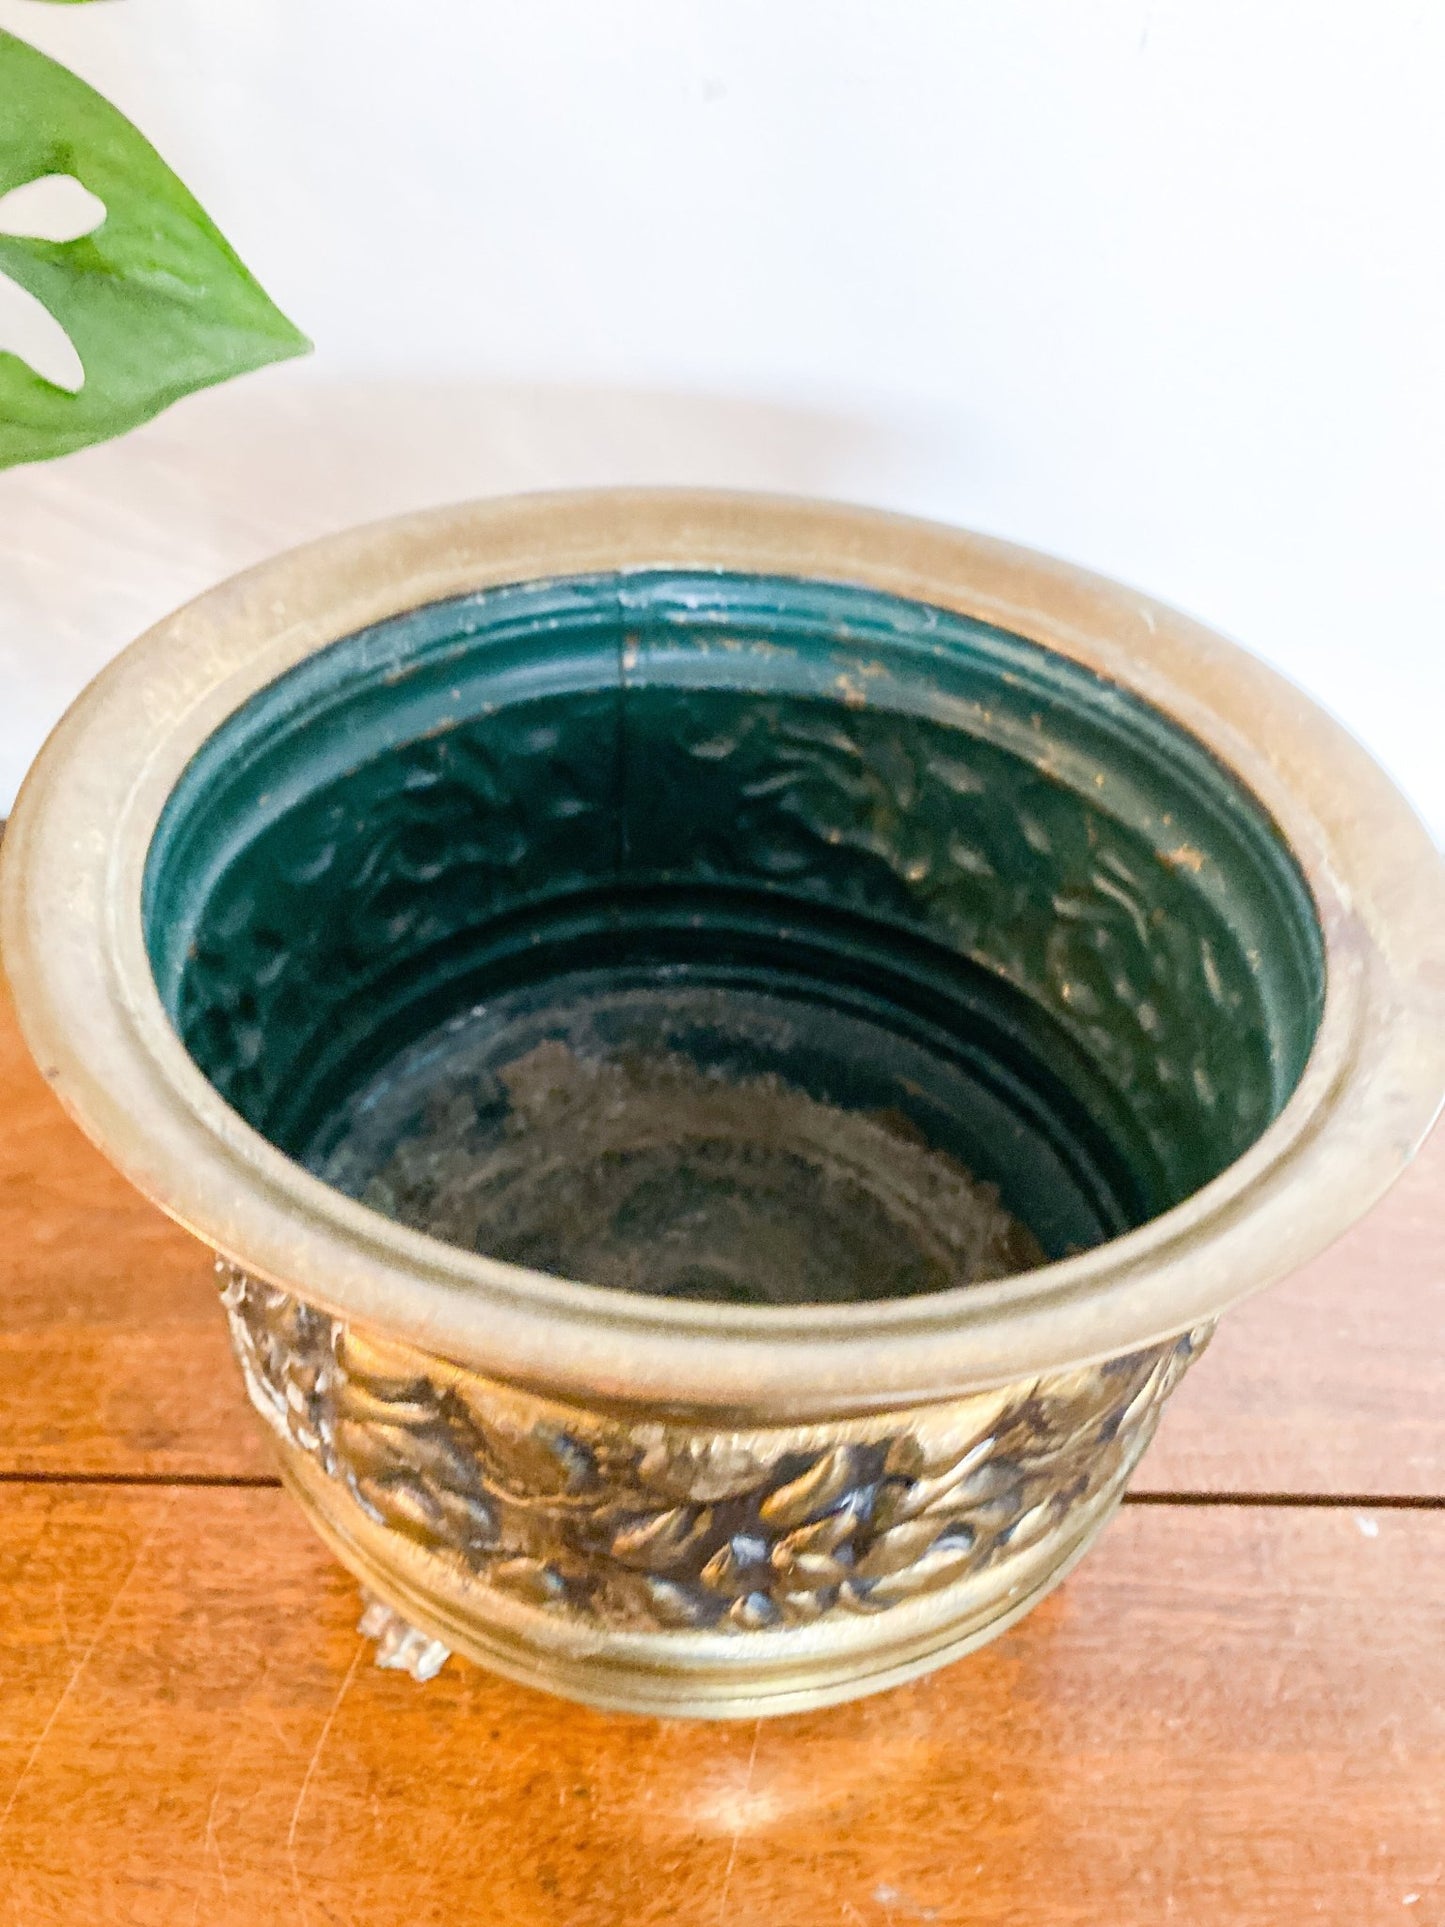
[0,1469,1443,1509]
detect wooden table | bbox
[0,976,1440,1925]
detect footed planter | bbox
[3,492,1442,1717]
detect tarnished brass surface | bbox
[221,1258,1207,1713]
[4,492,1443,1714]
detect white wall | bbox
[1,0,1441,832]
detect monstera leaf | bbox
[0,29,309,468]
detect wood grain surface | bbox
[0,981,270,1481]
[0,1489,1440,1926]
[2,971,1443,1924]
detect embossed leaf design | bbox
[360,1473,451,1544]
[332,1378,439,1429]
[999,1498,1058,1553]
[365,1420,484,1494]
[620,1574,714,1629]
[758,1446,868,1529]
[334,1327,434,1396]
[635,1434,770,1503]
[700,1538,770,1600]
[770,1507,858,1565]
[872,1446,1015,1530]
[458,1400,598,1499]
[778,1589,830,1627]
[0,30,308,467]
[220,1266,1210,1638]
[429,1486,499,1546]
[844,1543,978,1611]
[729,1592,782,1631]
[854,1517,970,1582]
[490,1557,567,1608]
[611,1506,714,1572]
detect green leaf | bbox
[0,29,310,469]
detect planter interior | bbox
[144,571,1325,1306]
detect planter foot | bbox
[357,1590,451,1683]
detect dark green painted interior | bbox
[144,570,1325,1283]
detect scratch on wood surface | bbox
[191,1779,232,1924]
[286,1635,366,1926]
[0,1492,173,1905]
[188,1640,273,1927]
[715,1719,762,1926]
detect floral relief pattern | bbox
[176,685,620,1136]
[174,640,1292,1215]
[219,1260,1210,1635]
[621,689,1279,1198]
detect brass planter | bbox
[3,491,1442,1718]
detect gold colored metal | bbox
[3,492,1443,1717]
[220,1258,1208,1714]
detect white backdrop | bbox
[1,0,1441,832]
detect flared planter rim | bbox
[4,489,1442,1414]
